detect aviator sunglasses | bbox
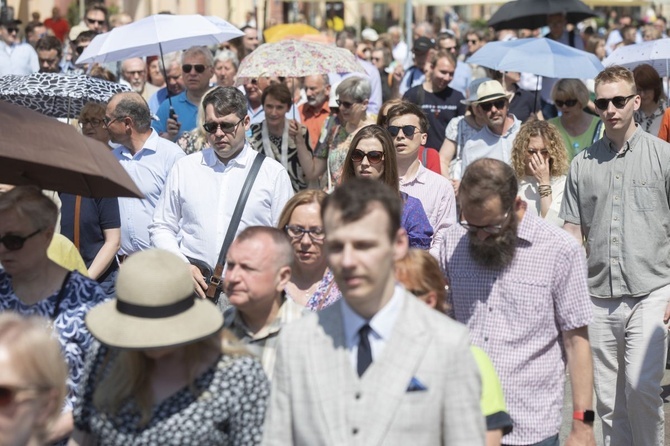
[202,117,244,134]
[182,64,207,74]
[351,149,384,165]
[0,228,42,251]
[594,94,636,110]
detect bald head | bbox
[107,92,152,132]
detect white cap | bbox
[361,28,379,42]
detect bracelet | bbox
[538,184,552,198]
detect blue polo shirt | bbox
[152,91,198,139]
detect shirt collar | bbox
[232,292,289,340]
[203,141,252,168]
[604,124,642,155]
[400,160,427,185]
[301,100,330,116]
[483,113,520,138]
[341,284,404,345]
[515,205,536,245]
[117,129,160,158]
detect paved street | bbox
[559,369,670,445]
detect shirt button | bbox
[614,216,619,221]
[352,428,359,435]
[611,259,616,264]
[616,175,620,179]
[612,237,617,243]
[484,336,489,342]
[488,307,493,312]
[355,392,361,400]
[614,196,619,201]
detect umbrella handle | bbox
[159,42,173,108]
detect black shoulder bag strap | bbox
[206,151,266,301]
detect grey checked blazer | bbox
[261,291,485,446]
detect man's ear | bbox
[276,265,292,292]
[392,227,409,262]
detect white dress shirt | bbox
[0,41,38,76]
[341,284,404,372]
[149,143,294,269]
[113,130,185,255]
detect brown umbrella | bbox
[0,100,142,198]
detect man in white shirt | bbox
[0,19,39,76]
[150,86,293,298]
[262,178,484,445]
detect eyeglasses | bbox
[79,118,103,128]
[123,70,145,77]
[555,99,578,108]
[479,99,507,112]
[6,27,18,34]
[182,64,207,74]
[0,228,42,251]
[387,125,420,138]
[594,94,636,110]
[103,115,127,127]
[202,117,244,135]
[285,225,325,241]
[336,100,358,109]
[351,149,384,165]
[459,212,509,235]
[86,18,105,26]
[0,385,47,407]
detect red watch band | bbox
[573,410,595,422]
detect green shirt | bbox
[549,115,603,161]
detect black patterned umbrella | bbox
[0,72,130,119]
[488,0,597,31]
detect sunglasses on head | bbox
[351,149,384,164]
[86,18,105,25]
[182,64,206,74]
[387,125,419,138]
[479,99,507,112]
[594,94,636,110]
[0,228,42,251]
[0,385,46,407]
[202,117,244,134]
[555,99,578,108]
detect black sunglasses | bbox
[6,27,18,34]
[555,99,579,108]
[479,99,507,112]
[86,18,105,25]
[202,117,244,134]
[336,99,358,108]
[387,125,420,138]
[594,94,636,110]
[75,45,87,55]
[182,64,207,74]
[351,149,384,165]
[285,225,325,241]
[0,228,42,251]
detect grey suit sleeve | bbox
[261,331,294,445]
[442,328,486,445]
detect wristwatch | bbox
[573,410,595,423]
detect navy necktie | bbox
[357,324,372,377]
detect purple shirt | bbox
[439,211,592,444]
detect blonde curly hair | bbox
[511,120,569,179]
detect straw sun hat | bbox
[469,80,514,106]
[86,249,224,350]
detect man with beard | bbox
[35,35,62,73]
[120,57,159,102]
[439,158,595,446]
[299,74,331,148]
[403,50,466,150]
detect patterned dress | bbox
[286,269,342,312]
[0,270,106,410]
[74,342,269,445]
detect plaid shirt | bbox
[224,294,306,381]
[439,211,592,444]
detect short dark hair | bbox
[322,178,402,242]
[633,63,663,103]
[459,158,518,212]
[385,101,429,133]
[35,35,62,58]
[75,30,98,45]
[430,49,456,68]
[261,83,292,108]
[202,86,247,120]
[85,4,109,21]
[110,92,152,132]
[25,21,44,36]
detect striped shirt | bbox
[439,211,592,444]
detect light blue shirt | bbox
[461,114,521,177]
[0,41,38,76]
[341,284,405,372]
[148,87,169,115]
[113,130,185,255]
[152,91,198,139]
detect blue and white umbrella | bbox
[467,37,604,79]
[603,39,670,78]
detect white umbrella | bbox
[603,40,670,77]
[76,14,243,65]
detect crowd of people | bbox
[0,3,669,446]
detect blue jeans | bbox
[503,434,559,446]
